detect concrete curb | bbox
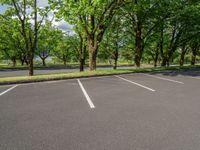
[0,66,198,86]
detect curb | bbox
[0,66,199,86]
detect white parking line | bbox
[143,74,184,84]
[77,79,95,109]
[0,85,18,96]
[189,76,200,80]
[115,75,156,92]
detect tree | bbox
[0,0,50,75]
[49,0,123,71]
[68,31,87,72]
[36,21,60,66]
[157,0,200,66]
[99,14,125,69]
[52,33,74,66]
[177,2,200,66]
[122,0,164,68]
[0,16,25,66]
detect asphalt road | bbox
[1,69,200,150]
[0,68,79,77]
[0,66,132,77]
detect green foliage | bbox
[1,0,200,72]
[36,21,61,61]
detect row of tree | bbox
[0,0,200,76]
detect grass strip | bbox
[0,65,199,85]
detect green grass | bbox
[0,64,35,69]
[0,65,200,85]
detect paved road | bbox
[0,68,79,77]
[0,66,133,77]
[0,69,200,150]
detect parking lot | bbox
[1,69,200,150]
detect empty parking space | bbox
[142,73,184,84]
[0,86,13,94]
[118,73,185,95]
[115,75,156,91]
[0,85,18,96]
[1,70,200,150]
[0,80,95,150]
[148,69,200,80]
[79,76,156,109]
[147,71,200,86]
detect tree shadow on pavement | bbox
[149,67,200,77]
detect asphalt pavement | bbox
[0,69,200,150]
[0,68,79,77]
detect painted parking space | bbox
[1,71,200,150]
[146,71,200,87]
[0,86,13,94]
[0,85,18,97]
[142,73,184,84]
[78,76,156,110]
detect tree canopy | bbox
[1,0,200,75]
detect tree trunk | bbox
[11,57,17,67]
[154,47,159,67]
[63,54,67,66]
[113,50,118,70]
[191,50,197,65]
[83,44,86,66]
[79,42,85,71]
[180,45,187,66]
[79,58,84,72]
[25,59,29,66]
[134,21,143,68]
[161,57,167,67]
[113,60,117,70]
[154,60,157,67]
[180,53,185,66]
[89,48,97,71]
[78,33,86,72]
[29,53,34,76]
[166,57,170,67]
[19,54,25,66]
[159,23,167,67]
[88,35,98,71]
[21,59,25,66]
[42,58,46,67]
[79,38,85,72]
[63,60,67,66]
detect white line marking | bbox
[77,79,95,109]
[115,75,156,92]
[190,76,200,80]
[0,85,18,96]
[143,74,184,84]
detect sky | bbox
[0,1,73,33]
[0,5,7,14]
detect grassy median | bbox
[0,65,199,85]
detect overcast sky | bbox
[0,1,73,33]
